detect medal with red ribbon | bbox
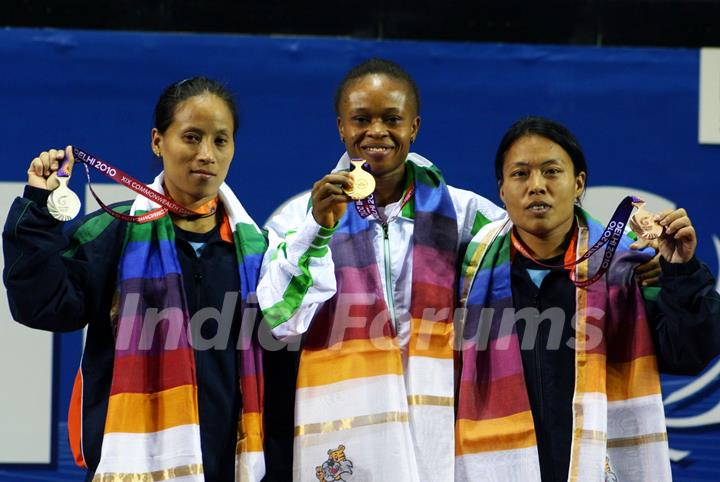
[53,146,217,224]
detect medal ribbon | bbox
[510,195,643,287]
[354,184,415,222]
[351,160,415,222]
[58,146,215,224]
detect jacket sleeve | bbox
[257,194,338,340]
[3,185,123,332]
[448,186,507,252]
[645,256,720,375]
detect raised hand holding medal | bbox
[310,159,380,228]
[310,170,355,228]
[511,195,698,287]
[630,205,698,264]
[47,148,82,221]
[27,145,224,224]
[510,195,683,287]
[27,146,81,221]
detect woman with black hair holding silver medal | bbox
[3,77,266,482]
[456,115,720,482]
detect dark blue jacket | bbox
[512,250,720,482]
[3,186,244,482]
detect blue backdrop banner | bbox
[0,27,718,481]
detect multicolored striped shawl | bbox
[456,210,671,481]
[73,174,266,482]
[293,159,458,481]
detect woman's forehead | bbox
[506,135,572,161]
[342,75,416,112]
[348,73,408,90]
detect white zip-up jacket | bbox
[257,153,506,356]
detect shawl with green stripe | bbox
[456,209,671,481]
[89,174,266,482]
[291,157,460,481]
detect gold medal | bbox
[343,159,376,200]
[629,201,663,240]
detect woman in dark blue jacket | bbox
[3,76,267,482]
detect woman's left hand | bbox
[654,208,697,263]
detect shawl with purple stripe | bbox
[455,209,671,481]
[293,159,459,480]
[91,175,267,482]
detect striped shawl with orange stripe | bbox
[292,161,459,481]
[456,210,671,481]
[83,176,266,482]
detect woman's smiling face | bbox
[337,73,420,177]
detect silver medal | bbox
[47,177,81,221]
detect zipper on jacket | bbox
[381,223,398,331]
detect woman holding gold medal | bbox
[456,116,720,481]
[3,77,266,481]
[258,58,506,481]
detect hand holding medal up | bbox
[311,159,378,228]
[27,146,82,221]
[511,195,697,288]
[629,201,697,264]
[310,170,355,229]
[28,146,222,224]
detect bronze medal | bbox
[343,159,376,200]
[629,201,663,240]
